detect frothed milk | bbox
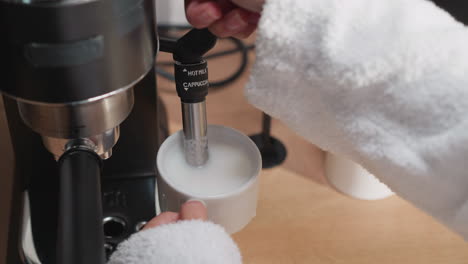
[157,125,261,233]
[159,129,258,197]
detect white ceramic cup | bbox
[156,125,262,234]
[325,153,394,201]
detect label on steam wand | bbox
[174,61,209,102]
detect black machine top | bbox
[0,0,158,104]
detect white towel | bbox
[247,0,468,239]
[108,220,242,264]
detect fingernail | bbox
[225,12,247,32]
[187,199,207,207]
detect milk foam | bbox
[160,133,257,197]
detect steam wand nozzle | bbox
[160,29,217,167]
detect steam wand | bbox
[159,29,217,167]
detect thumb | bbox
[180,200,208,221]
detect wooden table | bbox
[234,168,468,264]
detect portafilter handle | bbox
[56,149,105,264]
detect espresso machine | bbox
[2,0,466,263]
[1,0,167,263]
[0,0,226,261]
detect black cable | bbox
[210,37,251,88]
[156,67,176,81]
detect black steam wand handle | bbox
[160,28,217,103]
[160,28,217,64]
[56,149,105,264]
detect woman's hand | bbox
[185,0,265,38]
[143,201,207,230]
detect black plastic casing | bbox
[57,150,105,264]
[174,61,209,103]
[159,29,217,103]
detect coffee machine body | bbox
[0,0,167,263]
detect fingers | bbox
[233,13,260,38]
[233,22,257,39]
[216,0,236,13]
[185,0,223,29]
[185,0,260,39]
[208,8,257,38]
[141,201,207,231]
[180,200,208,221]
[143,212,179,230]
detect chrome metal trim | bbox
[102,216,127,239]
[135,221,147,232]
[2,70,145,107]
[104,243,114,255]
[21,192,42,264]
[43,127,120,160]
[17,88,134,139]
[181,101,209,167]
